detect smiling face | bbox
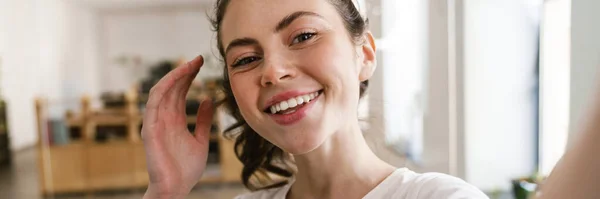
[220,0,375,155]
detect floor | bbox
[0,148,248,199]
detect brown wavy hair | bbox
[209,0,370,191]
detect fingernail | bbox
[191,55,203,68]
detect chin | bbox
[277,129,329,155]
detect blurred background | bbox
[0,0,597,198]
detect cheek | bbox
[303,39,348,73]
[300,37,361,95]
[230,75,258,116]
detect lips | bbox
[263,90,323,113]
[266,91,320,114]
[261,89,324,125]
[267,90,322,125]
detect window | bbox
[539,0,571,176]
[378,0,428,162]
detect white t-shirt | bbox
[235,168,489,199]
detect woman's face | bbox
[221,0,375,155]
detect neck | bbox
[288,122,396,199]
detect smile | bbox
[263,89,324,126]
[267,91,321,114]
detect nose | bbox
[260,56,295,87]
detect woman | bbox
[141,0,488,198]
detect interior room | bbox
[0,0,598,198]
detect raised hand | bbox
[141,56,214,199]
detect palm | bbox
[141,56,213,196]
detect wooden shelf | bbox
[91,115,129,126]
[88,139,131,146]
[66,116,84,127]
[40,140,84,149]
[35,93,243,196]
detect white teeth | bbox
[288,98,298,107]
[280,101,289,111]
[268,91,321,114]
[296,96,304,104]
[302,95,310,102]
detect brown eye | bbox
[291,32,317,45]
[232,56,261,67]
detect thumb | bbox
[194,98,215,143]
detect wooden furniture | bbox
[35,91,242,195]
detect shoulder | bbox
[408,172,489,199]
[369,168,489,199]
[234,184,291,199]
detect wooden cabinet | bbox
[133,143,150,186]
[87,142,136,190]
[35,93,243,196]
[39,142,87,194]
[218,135,243,182]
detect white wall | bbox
[0,1,5,56]
[0,0,98,150]
[1,0,43,150]
[99,6,218,93]
[569,0,600,144]
[463,0,539,191]
[61,2,101,106]
[0,1,217,150]
[37,0,69,116]
[0,1,253,150]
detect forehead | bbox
[220,0,341,46]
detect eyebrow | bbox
[225,37,259,56]
[274,11,324,33]
[224,11,324,55]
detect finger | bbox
[194,98,215,144]
[143,55,203,126]
[176,77,196,114]
[161,55,204,110]
[173,60,203,113]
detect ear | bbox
[358,31,377,82]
